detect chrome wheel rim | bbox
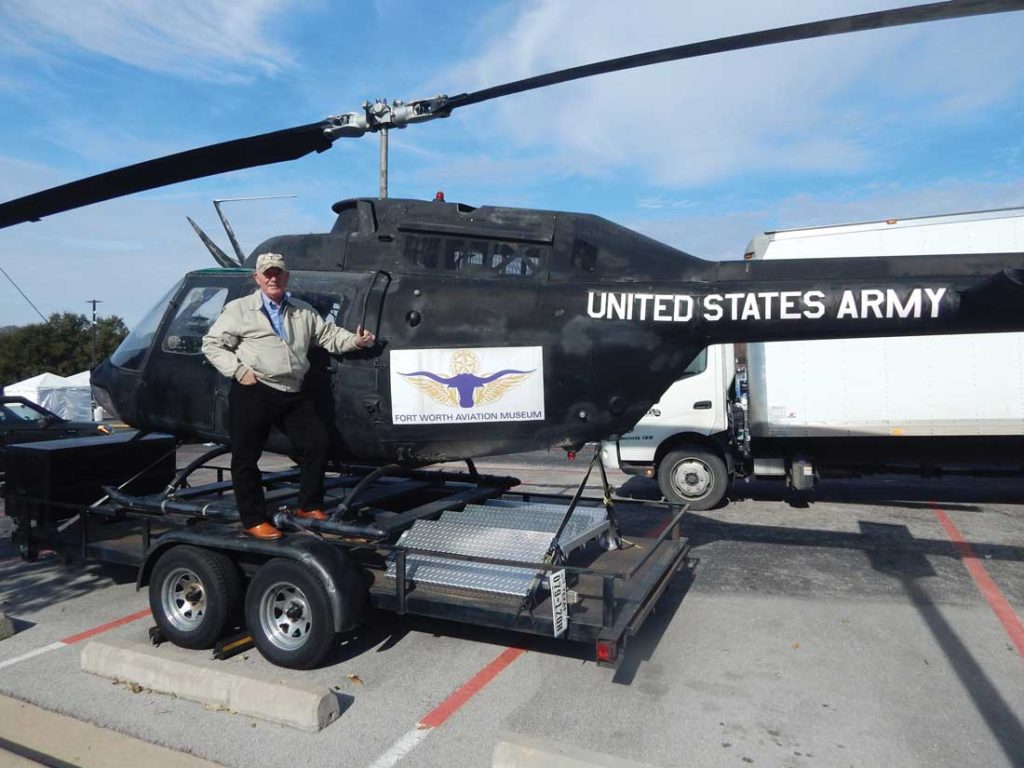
[161,567,207,631]
[670,458,713,499]
[259,581,312,650]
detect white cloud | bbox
[0,0,296,81]
[437,0,1024,188]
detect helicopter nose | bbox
[90,361,123,422]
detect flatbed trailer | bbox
[5,433,689,669]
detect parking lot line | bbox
[932,504,1024,659]
[366,645,526,768]
[0,642,66,672]
[0,609,152,672]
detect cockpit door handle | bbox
[693,400,712,410]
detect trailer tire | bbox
[149,545,242,650]
[245,558,336,670]
[658,447,728,511]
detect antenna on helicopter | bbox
[186,217,237,268]
[213,195,297,263]
[188,195,297,268]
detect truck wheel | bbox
[658,447,728,511]
[149,546,241,649]
[246,558,336,670]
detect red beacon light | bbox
[434,191,445,201]
[566,450,576,461]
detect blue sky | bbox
[1,0,1022,328]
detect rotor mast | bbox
[355,98,447,199]
[380,128,388,199]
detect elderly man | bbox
[202,252,375,539]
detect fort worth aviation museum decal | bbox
[391,346,545,425]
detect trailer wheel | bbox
[149,546,242,649]
[658,447,728,511]
[245,558,336,670]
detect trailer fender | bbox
[136,528,365,633]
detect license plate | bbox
[549,569,568,638]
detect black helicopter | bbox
[1,0,1022,468]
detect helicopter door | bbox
[139,278,234,437]
[355,270,391,338]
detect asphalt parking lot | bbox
[1,448,1022,767]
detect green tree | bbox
[0,313,128,385]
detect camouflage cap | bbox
[255,252,287,274]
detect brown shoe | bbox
[244,522,283,540]
[294,508,328,521]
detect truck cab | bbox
[601,344,737,510]
[603,206,1024,510]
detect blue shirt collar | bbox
[260,292,288,311]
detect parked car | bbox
[0,397,111,471]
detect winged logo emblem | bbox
[399,349,535,409]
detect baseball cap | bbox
[255,252,288,274]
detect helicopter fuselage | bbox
[90,197,1024,465]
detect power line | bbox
[0,265,47,323]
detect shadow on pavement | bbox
[861,521,1024,767]
[680,513,1024,565]
[612,559,697,686]
[616,475,1024,510]
[0,558,136,617]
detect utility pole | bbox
[86,299,102,371]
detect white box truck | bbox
[601,207,1024,509]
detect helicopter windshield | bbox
[162,286,228,355]
[110,279,183,370]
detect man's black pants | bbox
[229,380,328,528]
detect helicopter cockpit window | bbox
[162,287,229,355]
[110,279,183,370]
[401,234,545,278]
[403,234,441,269]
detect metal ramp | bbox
[384,500,609,598]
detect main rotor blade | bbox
[0,122,333,229]
[445,0,1023,111]
[2,1,1020,230]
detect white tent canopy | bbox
[65,370,92,387]
[4,372,92,421]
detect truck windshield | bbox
[110,279,184,370]
[0,401,52,423]
[678,348,708,379]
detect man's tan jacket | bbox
[202,291,359,392]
